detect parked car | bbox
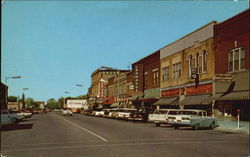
[167,109,219,130]
[62,109,73,116]
[8,110,26,123]
[15,110,32,118]
[0,110,12,126]
[95,111,105,117]
[128,110,144,122]
[150,109,180,127]
[117,108,137,120]
[103,109,111,118]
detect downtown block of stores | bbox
[87,9,249,121]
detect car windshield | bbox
[180,111,198,115]
[168,111,178,115]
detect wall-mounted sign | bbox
[186,83,212,95]
[161,88,179,97]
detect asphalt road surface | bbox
[1,112,249,157]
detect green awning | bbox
[213,91,250,100]
[154,97,179,105]
[179,94,211,105]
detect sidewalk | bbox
[215,117,249,134]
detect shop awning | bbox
[111,102,119,107]
[213,91,250,100]
[154,96,179,105]
[131,95,143,101]
[179,94,211,105]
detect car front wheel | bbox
[210,121,215,129]
[192,123,199,130]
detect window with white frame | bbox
[202,51,207,73]
[228,47,245,72]
[188,55,193,77]
[162,67,169,82]
[173,62,181,79]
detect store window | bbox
[228,47,245,72]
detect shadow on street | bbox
[0,123,33,131]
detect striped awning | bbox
[179,94,211,105]
[154,96,179,105]
[213,91,250,100]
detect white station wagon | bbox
[167,109,219,130]
[148,109,180,127]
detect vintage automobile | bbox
[62,109,73,116]
[128,110,144,122]
[117,108,137,120]
[8,110,26,123]
[167,109,219,130]
[95,111,105,117]
[149,109,180,127]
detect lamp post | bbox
[22,88,28,110]
[5,76,21,84]
[64,91,70,108]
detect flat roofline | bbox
[132,21,217,66]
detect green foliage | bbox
[25,98,39,109]
[57,97,64,109]
[47,98,58,109]
[8,96,18,102]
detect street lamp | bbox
[5,75,21,84]
[64,91,70,108]
[22,88,29,109]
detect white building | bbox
[66,99,87,109]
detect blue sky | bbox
[2,0,249,102]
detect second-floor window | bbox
[228,47,245,72]
[202,51,207,73]
[188,55,193,77]
[173,62,181,79]
[153,70,159,85]
[162,67,169,82]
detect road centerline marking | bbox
[52,114,108,142]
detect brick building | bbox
[131,50,161,109]
[157,21,216,113]
[213,9,249,120]
[89,66,129,109]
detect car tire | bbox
[174,126,179,130]
[155,123,160,127]
[11,118,17,124]
[192,123,199,130]
[210,121,215,129]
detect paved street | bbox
[1,112,249,157]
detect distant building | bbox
[89,66,130,109]
[7,101,24,111]
[0,82,8,110]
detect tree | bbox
[47,98,58,109]
[57,97,64,109]
[8,96,18,102]
[25,97,38,109]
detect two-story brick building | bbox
[157,21,216,113]
[131,50,161,110]
[213,9,249,120]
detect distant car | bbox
[62,109,73,116]
[117,108,137,120]
[32,110,40,114]
[0,110,12,126]
[167,109,219,130]
[128,110,144,122]
[95,111,105,117]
